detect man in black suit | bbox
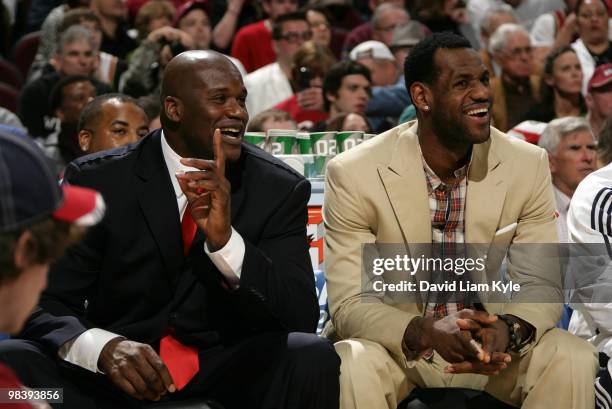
[0,51,340,409]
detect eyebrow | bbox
[111,120,129,127]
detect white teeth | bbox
[220,128,240,132]
[466,108,488,116]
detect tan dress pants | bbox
[336,329,598,409]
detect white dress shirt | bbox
[58,132,245,373]
[553,186,571,244]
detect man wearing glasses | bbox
[244,11,312,117]
[489,23,540,131]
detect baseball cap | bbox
[349,40,395,62]
[389,21,426,49]
[588,63,612,93]
[174,0,211,27]
[0,127,105,233]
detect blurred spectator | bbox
[274,41,336,129]
[530,0,579,68]
[389,20,426,70]
[90,0,138,59]
[41,76,97,174]
[597,116,612,166]
[78,93,149,154]
[39,9,124,88]
[209,0,250,51]
[350,40,409,131]
[468,0,565,49]
[324,111,372,132]
[19,26,112,140]
[27,0,92,80]
[478,4,518,77]
[138,95,162,130]
[311,60,371,131]
[571,0,611,94]
[247,108,298,132]
[413,0,478,46]
[305,5,333,49]
[134,0,176,39]
[244,12,311,116]
[343,2,410,56]
[586,63,612,136]
[0,127,103,405]
[489,23,540,131]
[524,46,586,122]
[0,108,24,130]
[26,0,64,32]
[119,26,194,97]
[231,0,299,72]
[538,116,596,241]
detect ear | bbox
[272,40,280,55]
[78,129,92,152]
[547,152,557,174]
[164,96,183,123]
[13,231,33,271]
[50,54,61,71]
[411,82,432,113]
[325,90,337,104]
[491,51,503,66]
[55,108,65,122]
[585,93,594,110]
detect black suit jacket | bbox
[23,130,318,353]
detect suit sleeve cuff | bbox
[204,226,243,288]
[58,328,123,373]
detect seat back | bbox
[0,82,19,113]
[12,31,40,79]
[0,58,23,89]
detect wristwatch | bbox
[497,314,527,353]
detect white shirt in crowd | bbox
[58,131,245,373]
[243,62,292,118]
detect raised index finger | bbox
[213,128,225,176]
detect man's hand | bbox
[297,88,324,111]
[98,338,175,401]
[176,129,232,251]
[445,316,512,375]
[403,310,497,363]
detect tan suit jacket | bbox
[323,121,562,367]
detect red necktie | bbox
[159,204,199,390]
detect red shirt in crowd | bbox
[0,363,35,409]
[231,20,276,73]
[274,95,329,125]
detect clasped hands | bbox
[403,309,512,376]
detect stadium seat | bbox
[0,58,23,89]
[11,30,40,79]
[0,82,19,113]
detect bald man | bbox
[0,51,339,409]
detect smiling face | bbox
[550,130,597,196]
[547,50,583,95]
[427,48,492,146]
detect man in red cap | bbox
[586,63,612,137]
[0,126,104,408]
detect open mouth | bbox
[219,127,242,139]
[465,107,489,118]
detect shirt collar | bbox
[553,185,571,213]
[160,130,199,199]
[416,139,471,192]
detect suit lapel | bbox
[465,136,508,244]
[135,131,184,287]
[378,125,431,304]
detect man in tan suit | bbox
[324,32,598,409]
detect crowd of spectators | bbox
[2,0,612,165]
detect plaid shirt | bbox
[420,149,470,319]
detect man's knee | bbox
[287,333,340,378]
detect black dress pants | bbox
[0,332,340,409]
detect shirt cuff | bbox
[58,328,123,373]
[204,226,244,288]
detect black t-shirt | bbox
[18,71,113,139]
[588,42,612,66]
